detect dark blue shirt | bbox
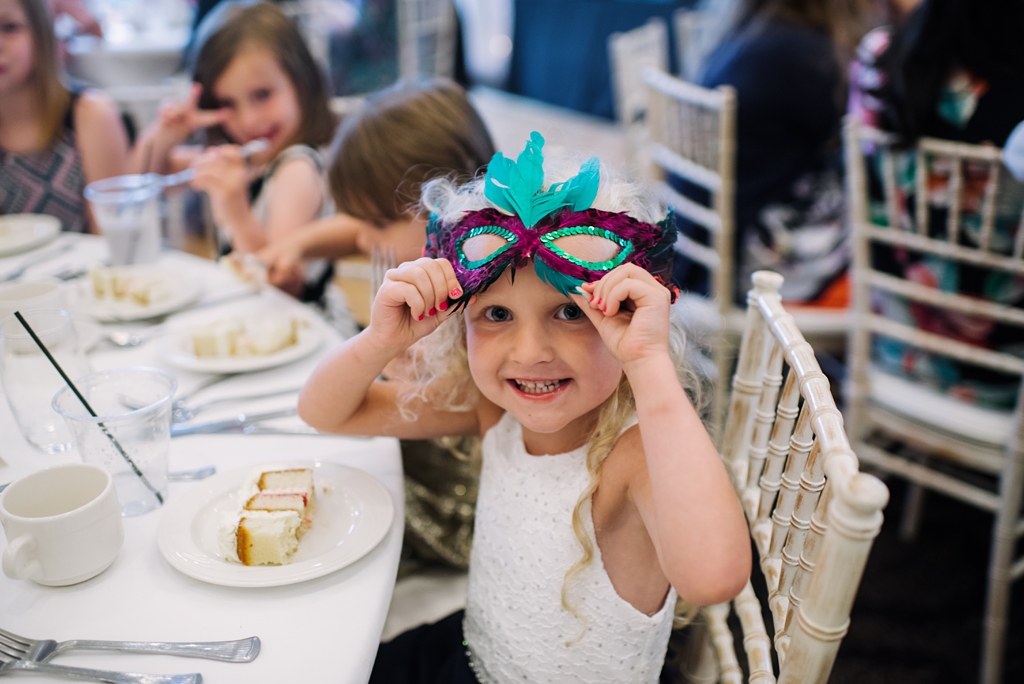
[700,16,842,232]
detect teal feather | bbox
[484,154,515,214]
[482,133,603,227]
[508,132,546,226]
[534,255,584,298]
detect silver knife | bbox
[170,408,299,438]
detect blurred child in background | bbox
[132,2,335,296]
[0,0,129,233]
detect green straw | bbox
[13,311,163,505]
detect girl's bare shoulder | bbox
[74,89,124,133]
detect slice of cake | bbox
[235,318,300,357]
[220,467,318,566]
[192,318,245,357]
[258,468,315,501]
[236,510,302,566]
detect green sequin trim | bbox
[539,225,633,271]
[456,225,519,269]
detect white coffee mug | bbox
[0,277,63,324]
[0,463,124,586]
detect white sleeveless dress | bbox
[463,412,677,684]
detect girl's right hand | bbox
[366,257,462,352]
[156,84,230,146]
[258,239,305,290]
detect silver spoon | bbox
[157,139,269,188]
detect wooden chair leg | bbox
[678,619,719,684]
[898,482,927,542]
[980,514,1015,684]
[982,397,1024,684]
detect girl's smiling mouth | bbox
[509,378,570,397]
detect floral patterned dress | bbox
[851,26,1024,409]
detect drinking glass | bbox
[84,174,163,265]
[0,310,87,453]
[53,367,176,517]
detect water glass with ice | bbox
[52,367,177,516]
[0,310,87,453]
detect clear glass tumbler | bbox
[84,174,163,266]
[0,310,88,453]
[52,367,177,517]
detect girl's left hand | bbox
[189,145,250,229]
[572,264,671,369]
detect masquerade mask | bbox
[425,132,677,307]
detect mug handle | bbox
[2,534,42,581]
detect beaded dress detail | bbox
[463,412,677,683]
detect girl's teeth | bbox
[515,380,563,394]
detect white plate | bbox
[158,460,394,587]
[68,265,203,322]
[0,214,61,257]
[162,308,324,374]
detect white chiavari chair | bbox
[397,0,457,81]
[844,116,1024,684]
[645,69,853,427]
[644,68,735,425]
[607,18,669,172]
[706,270,889,683]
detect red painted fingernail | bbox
[594,298,602,306]
[438,301,448,311]
[418,314,424,321]
[602,306,608,313]
[450,288,463,298]
[428,308,436,317]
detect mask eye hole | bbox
[540,226,633,271]
[457,225,518,269]
[462,233,511,263]
[549,234,623,263]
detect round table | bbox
[0,234,404,684]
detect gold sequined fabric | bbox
[400,437,481,570]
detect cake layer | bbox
[236,510,301,566]
[259,469,315,505]
[245,491,308,515]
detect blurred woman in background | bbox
[850,0,1024,409]
[686,0,875,304]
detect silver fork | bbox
[121,375,234,414]
[0,627,258,664]
[171,386,301,424]
[100,325,166,349]
[369,244,398,310]
[0,654,200,684]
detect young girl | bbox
[132,2,335,287]
[257,79,495,291]
[0,0,130,234]
[300,134,751,682]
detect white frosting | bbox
[191,317,302,358]
[217,509,302,564]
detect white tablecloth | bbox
[0,234,404,684]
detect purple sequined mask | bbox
[425,132,676,307]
